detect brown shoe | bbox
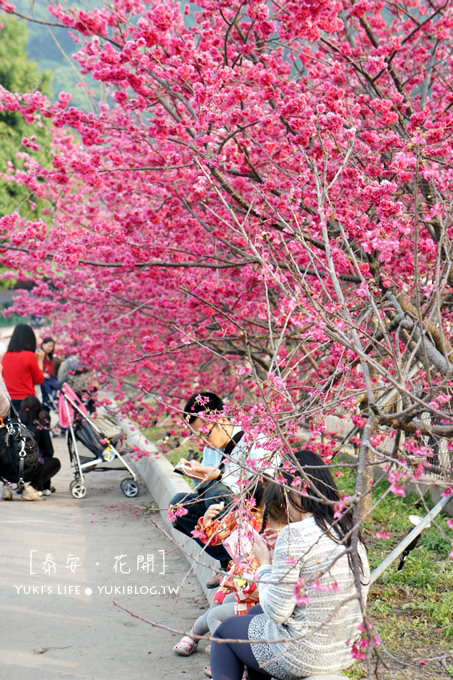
[2,485,13,501]
[21,485,44,501]
[206,568,226,589]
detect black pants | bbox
[10,400,24,416]
[210,605,274,680]
[169,481,233,569]
[27,457,61,491]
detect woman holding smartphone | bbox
[209,449,370,680]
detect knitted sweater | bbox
[249,516,369,679]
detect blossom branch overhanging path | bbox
[0,0,452,672]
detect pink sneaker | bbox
[173,635,198,656]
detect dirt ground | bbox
[0,434,210,680]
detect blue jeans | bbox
[41,376,59,411]
[210,605,273,680]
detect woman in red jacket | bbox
[2,324,44,413]
[40,336,60,410]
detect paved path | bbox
[0,435,209,680]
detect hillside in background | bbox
[11,1,193,110]
[12,0,104,110]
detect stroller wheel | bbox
[120,477,139,498]
[70,480,87,499]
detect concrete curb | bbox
[119,417,217,601]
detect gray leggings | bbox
[192,593,235,637]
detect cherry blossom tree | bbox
[0,0,452,671]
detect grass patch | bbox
[143,422,202,486]
[338,470,453,678]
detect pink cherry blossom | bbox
[0,11,451,665]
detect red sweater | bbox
[43,356,54,376]
[2,351,45,400]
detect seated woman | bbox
[18,396,61,495]
[210,449,370,680]
[40,337,61,411]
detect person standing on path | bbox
[2,324,44,413]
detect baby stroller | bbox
[58,382,139,499]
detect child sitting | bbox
[172,481,265,676]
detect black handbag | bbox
[0,418,40,486]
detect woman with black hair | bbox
[40,336,60,410]
[210,449,370,680]
[1,324,44,412]
[18,396,60,494]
